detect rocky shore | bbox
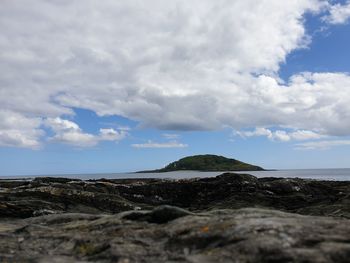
[1,173,350,262]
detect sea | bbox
[1,169,350,181]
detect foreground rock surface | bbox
[1,173,350,262]
[1,206,350,263]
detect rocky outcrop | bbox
[2,173,349,218]
[115,173,350,218]
[1,173,350,262]
[1,206,350,262]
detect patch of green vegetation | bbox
[139,154,264,173]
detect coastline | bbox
[2,168,350,181]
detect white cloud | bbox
[2,1,350,149]
[50,131,97,147]
[45,118,127,147]
[162,133,180,139]
[289,130,325,140]
[273,131,292,142]
[45,117,80,133]
[116,126,132,131]
[132,140,188,149]
[0,129,43,149]
[0,110,43,149]
[324,1,350,24]
[237,127,325,142]
[295,140,350,150]
[99,128,127,141]
[132,133,186,149]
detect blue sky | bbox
[1,1,350,175]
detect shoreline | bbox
[2,167,350,182]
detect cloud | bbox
[45,118,127,147]
[162,134,180,139]
[132,140,188,149]
[0,110,43,149]
[324,1,350,24]
[295,140,350,150]
[99,128,127,141]
[237,127,325,142]
[2,1,350,149]
[132,133,187,148]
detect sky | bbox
[1,0,350,175]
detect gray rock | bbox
[0,207,350,262]
[1,174,350,218]
[121,205,194,223]
[1,173,350,262]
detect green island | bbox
[138,154,264,172]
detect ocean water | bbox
[1,169,350,181]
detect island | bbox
[138,154,264,173]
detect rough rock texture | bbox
[1,173,350,262]
[1,207,350,262]
[1,173,349,218]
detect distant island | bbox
[138,154,264,173]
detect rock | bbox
[0,178,144,218]
[1,174,350,261]
[0,207,350,262]
[121,205,193,224]
[1,173,350,218]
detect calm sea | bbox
[1,169,350,181]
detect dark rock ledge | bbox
[1,173,350,262]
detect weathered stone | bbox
[0,208,349,262]
[1,173,350,262]
[121,205,193,224]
